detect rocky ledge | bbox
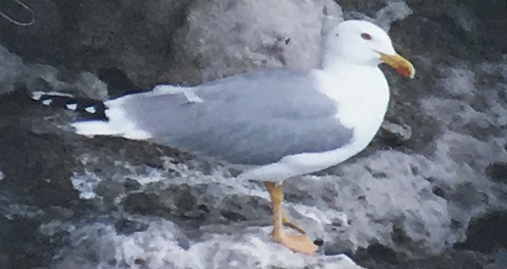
[0,0,507,268]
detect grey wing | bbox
[122,70,353,165]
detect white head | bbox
[323,20,415,78]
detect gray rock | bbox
[164,0,340,85]
[1,0,507,269]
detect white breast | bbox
[313,65,390,147]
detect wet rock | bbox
[0,90,79,208]
[455,211,507,253]
[123,178,142,191]
[0,216,55,269]
[123,192,170,217]
[0,0,62,63]
[219,194,270,223]
[485,162,507,184]
[114,218,149,235]
[367,243,399,265]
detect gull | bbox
[68,20,415,254]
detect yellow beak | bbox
[379,52,415,79]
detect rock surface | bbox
[1,0,507,269]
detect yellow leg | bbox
[263,182,307,234]
[264,181,317,254]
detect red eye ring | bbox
[361,33,372,40]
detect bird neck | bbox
[311,60,390,146]
[320,56,378,76]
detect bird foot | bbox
[272,232,318,255]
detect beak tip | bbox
[380,52,416,79]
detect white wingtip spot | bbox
[85,106,96,114]
[66,103,78,110]
[31,91,44,100]
[42,99,53,106]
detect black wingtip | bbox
[31,91,108,120]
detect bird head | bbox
[325,20,415,78]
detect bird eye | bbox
[361,33,372,40]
